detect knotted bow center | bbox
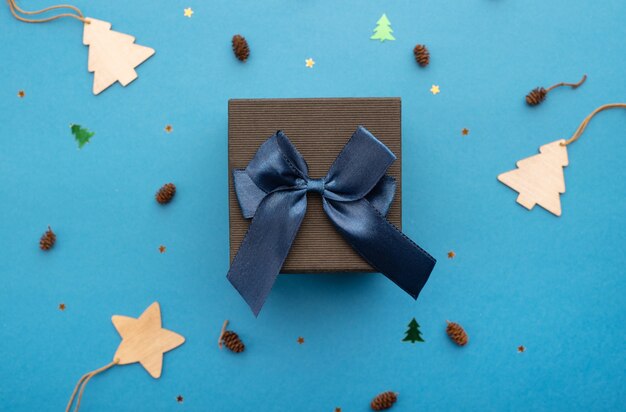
[306,177,325,194]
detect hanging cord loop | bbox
[562,103,626,146]
[65,359,119,412]
[6,0,89,24]
[545,74,588,93]
[218,319,229,348]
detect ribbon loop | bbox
[245,131,308,193]
[323,126,396,202]
[229,127,436,315]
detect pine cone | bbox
[232,34,250,62]
[525,87,547,106]
[155,183,176,204]
[413,44,430,67]
[221,330,245,353]
[39,226,56,251]
[446,321,468,346]
[371,391,397,410]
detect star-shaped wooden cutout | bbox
[297,337,305,344]
[518,345,525,353]
[461,128,469,136]
[59,303,66,311]
[159,245,166,253]
[176,395,184,403]
[112,302,185,378]
[447,251,455,259]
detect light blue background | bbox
[1,0,625,411]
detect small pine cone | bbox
[526,87,547,106]
[222,330,245,353]
[446,321,469,346]
[371,391,397,411]
[39,226,56,251]
[155,183,176,204]
[413,44,430,67]
[232,34,250,62]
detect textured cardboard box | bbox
[228,98,402,272]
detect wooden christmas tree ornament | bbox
[83,18,155,95]
[65,302,184,412]
[7,0,154,95]
[498,140,568,216]
[498,103,626,216]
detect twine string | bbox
[6,0,89,24]
[65,359,119,412]
[218,320,229,349]
[562,103,626,146]
[545,74,587,93]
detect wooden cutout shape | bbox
[112,302,184,378]
[83,17,155,95]
[498,140,568,216]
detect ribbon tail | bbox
[365,175,396,217]
[227,189,307,316]
[323,198,436,299]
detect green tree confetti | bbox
[370,14,395,42]
[402,318,425,343]
[71,124,95,148]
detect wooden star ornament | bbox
[66,302,185,411]
[112,302,185,378]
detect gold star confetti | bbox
[159,245,166,253]
[297,336,305,344]
[461,128,469,136]
[430,85,440,95]
[59,303,66,311]
[164,125,173,133]
[305,58,315,68]
[183,7,194,18]
[176,395,184,403]
[447,251,455,259]
[17,90,25,98]
[518,345,525,353]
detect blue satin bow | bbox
[228,126,436,316]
